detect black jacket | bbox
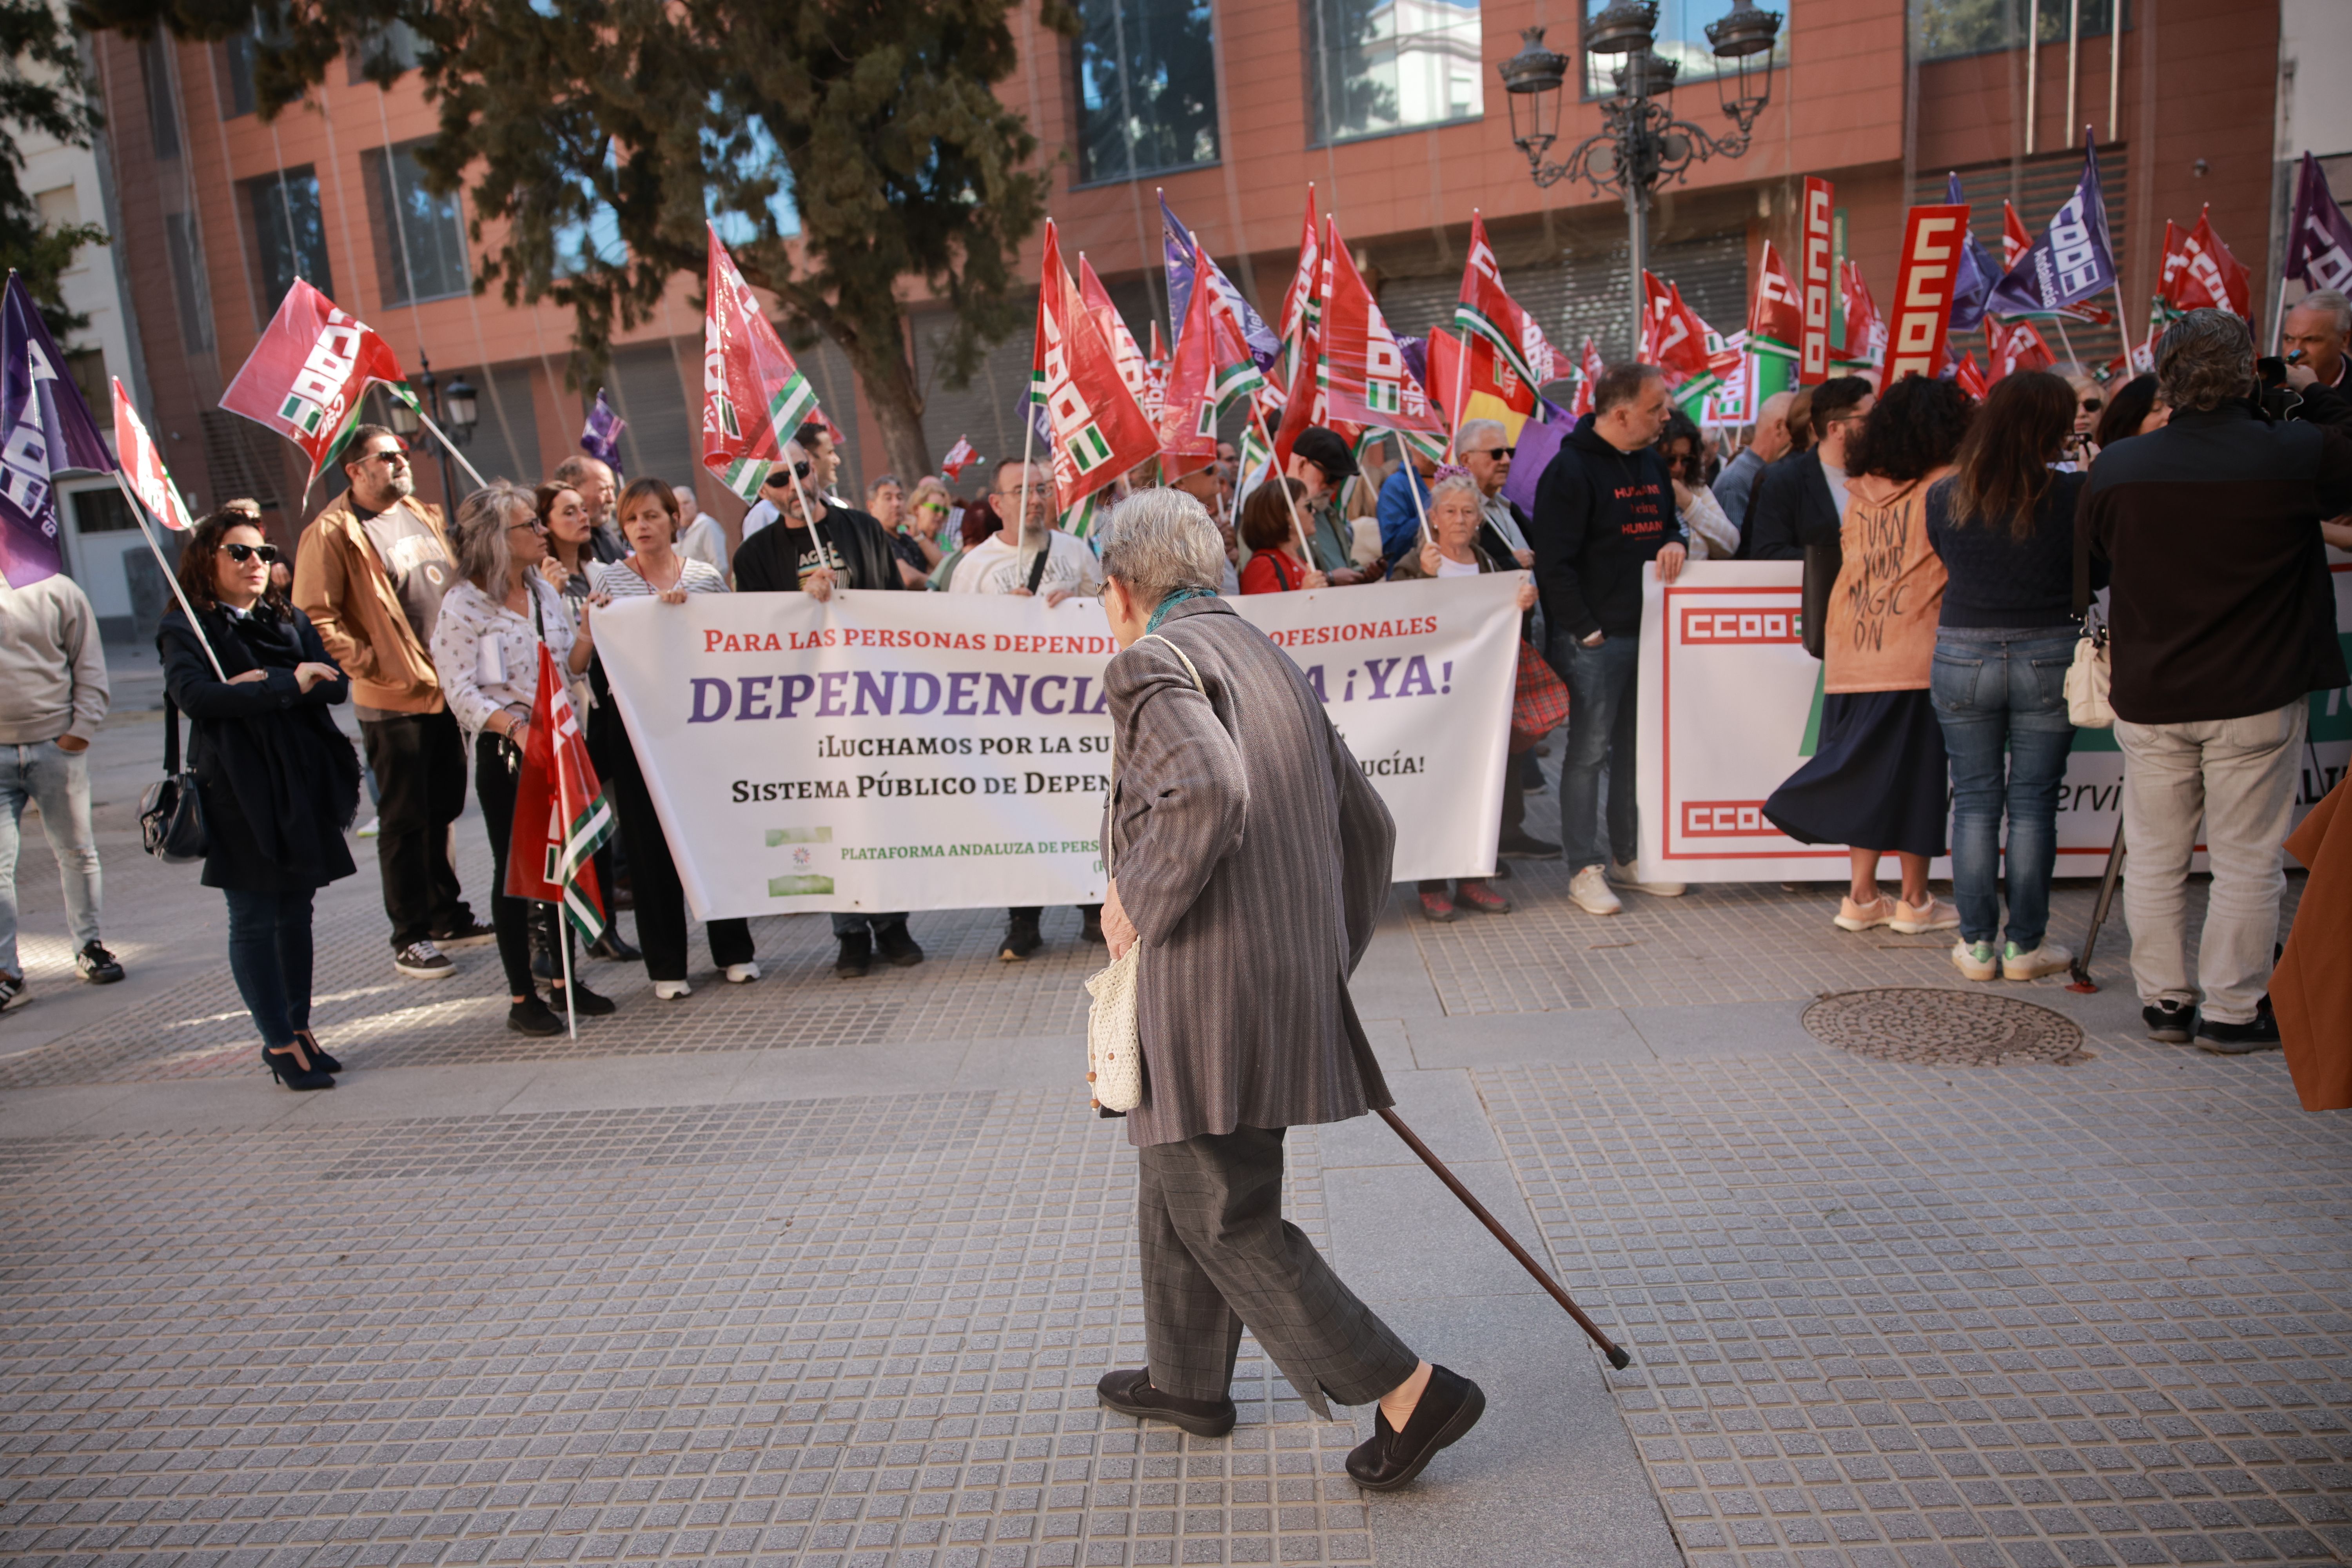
[1528,415,1686,642]
[733,503,908,595]
[1741,450,1841,561]
[2076,399,2352,725]
[158,601,363,892]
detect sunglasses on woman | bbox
[223,542,281,564]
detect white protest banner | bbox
[1636,561,2352,882]
[592,575,1525,917]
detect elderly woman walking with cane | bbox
[1089,487,1484,1490]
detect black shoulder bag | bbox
[140,698,209,863]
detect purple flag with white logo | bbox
[0,273,116,588]
[1987,138,2118,318]
[580,388,627,477]
[2285,152,2352,294]
[1160,195,1279,372]
[1501,397,1576,519]
[1945,172,2004,336]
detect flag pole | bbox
[419,410,488,490]
[1014,397,1038,559]
[557,898,577,1040]
[1273,462,1317,569]
[1404,443,1434,555]
[546,652,579,1041]
[110,472,227,682]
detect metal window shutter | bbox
[603,341,700,489]
[1918,147,2131,369]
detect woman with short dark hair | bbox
[158,508,363,1089]
[1236,479,1328,593]
[1926,370,2092,981]
[430,483,611,1035]
[2092,373,2169,449]
[1764,375,1975,938]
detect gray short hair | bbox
[1096,488,1226,610]
[2156,308,2255,413]
[1452,418,1506,457]
[1428,471,1484,514]
[2293,289,2352,336]
[453,482,536,593]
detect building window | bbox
[245,167,334,313]
[64,351,108,421]
[1582,0,1792,95]
[1073,0,1220,183]
[1308,0,1484,146]
[164,211,214,353]
[140,33,180,160]
[223,32,256,116]
[1912,0,2122,62]
[365,140,469,305]
[72,488,137,535]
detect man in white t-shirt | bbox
[950,457,1105,958]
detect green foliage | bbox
[76,0,1080,475]
[1,0,109,336]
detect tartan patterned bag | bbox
[1509,639,1570,753]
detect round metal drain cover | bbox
[1802,988,2086,1065]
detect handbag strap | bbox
[163,696,180,776]
[1024,537,1053,595]
[1104,632,1208,880]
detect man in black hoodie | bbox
[1530,363,1688,915]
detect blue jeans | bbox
[224,887,316,1049]
[0,740,102,977]
[1929,628,2078,949]
[1550,632,1642,874]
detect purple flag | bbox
[0,273,116,587]
[2285,152,2352,294]
[1160,195,1278,372]
[580,388,626,477]
[1945,172,2004,336]
[1987,137,2118,318]
[1502,397,1576,519]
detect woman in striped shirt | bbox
[588,479,756,999]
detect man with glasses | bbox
[951,457,1105,959]
[1452,419,1537,569]
[294,423,492,978]
[1741,376,1874,561]
[730,443,924,978]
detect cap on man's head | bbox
[1290,426,1357,481]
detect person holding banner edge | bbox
[160,510,363,1090]
[590,480,762,998]
[430,484,614,1037]
[1089,487,1484,1490]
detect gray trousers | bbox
[1139,1124,1418,1419]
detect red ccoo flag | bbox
[1319,215,1446,436]
[1749,239,1806,357]
[1033,221,1158,510]
[1884,204,1971,381]
[1985,316,2056,381]
[219,279,413,496]
[2158,206,2252,319]
[111,379,194,532]
[1800,177,1836,384]
[1452,212,1559,413]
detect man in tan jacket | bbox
[294,425,489,977]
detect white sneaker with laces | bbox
[653,979,691,1000]
[1568,866,1622,916]
[726,962,761,984]
[1951,939,1999,981]
[356,817,380,840]
[2002,942,2073,981]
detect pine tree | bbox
[77,0,1080,477]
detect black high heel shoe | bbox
[262,1038,335,1091]
[291,1029,341,1074]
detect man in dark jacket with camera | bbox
[1528,362,1688,916]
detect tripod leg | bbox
[2069,817,2127,991]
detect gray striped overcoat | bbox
[1102,596,1396,1148]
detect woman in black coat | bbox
[158,509,363,1090]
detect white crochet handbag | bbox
[1084,634,1205,1114]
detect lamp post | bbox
[383,349,479,507]
[1498,1,1782,359]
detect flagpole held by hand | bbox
[110,472,227,682]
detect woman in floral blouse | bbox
[429,483,610,1037]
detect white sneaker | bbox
[355,817,380,840]
[653,979,691,1000]
[1611,858,1686,897]
[2002,941,2073,981]
[1568,866,1622,915]
[1951,939,1999,981]
[1890,894,1960,934]
[725,962,761,984]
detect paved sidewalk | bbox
[2,713,2347,1568]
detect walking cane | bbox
[1377,1107,1632,1368]
[2067,818,2126,992]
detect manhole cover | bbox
[1802,988,2087,1065]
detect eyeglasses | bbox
[223,542,281,564]
[508,519,548,535]
[363,447,410,467]
[761,463,813,489]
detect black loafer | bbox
[1096,1368,1236,1438]
[1345,1365,1485,1491]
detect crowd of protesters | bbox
[0,297,2327,1085]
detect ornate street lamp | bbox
[1499,1,1783,358]
[385,351,481,504]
